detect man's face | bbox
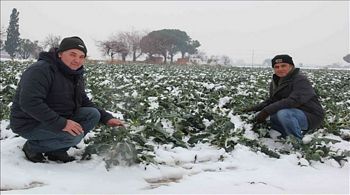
[273,63,293,78]
[58,49,85,70]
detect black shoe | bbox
[22,142,45,163]
[45,151,75,163]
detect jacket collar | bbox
[271,68,300,96]
[56,58,84,76]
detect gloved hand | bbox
[254,110,269,123]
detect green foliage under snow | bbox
[1,61,349,169]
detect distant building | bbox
[176,57,190,65]
[190,57,206,65]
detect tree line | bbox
[1,8,201,63]
[2,8,349,66]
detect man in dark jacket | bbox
[244,54,324,140]
[10,36,124,163]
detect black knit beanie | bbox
[271,54,294,67]
[57,36,87,57]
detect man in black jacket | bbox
[244,54,324,140]
[10,36,124,163]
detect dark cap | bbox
[57,36,87,56]
[271,54,294,67]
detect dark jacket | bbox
[10,50,113,133]
[252,68,324,131]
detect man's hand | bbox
[254,110,269,123]
[63,119,84,136]
[106,118,125,127]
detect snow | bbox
[131,90,138,98]
[160,119,175,134]
[170,87,181,96]
[202,118,214,128]
[147,97,159,110]
[1,119,349,194]
[202,82,215,90]
[218,96,231,108]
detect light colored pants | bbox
[269,108,308,140]
[18,107,100,153]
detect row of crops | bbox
[1,60,349,168]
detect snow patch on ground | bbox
[1,120,349,194]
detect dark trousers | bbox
[18,107,100,153]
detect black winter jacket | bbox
[10,50,113,133]
[252,68,324,131]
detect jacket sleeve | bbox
[80,84,114,124]
[18,66,66,131]
[251,99,272,111]
[263,75,316,115]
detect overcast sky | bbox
[1,1,349,66]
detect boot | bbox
[22,142,45,163]
[45,151,75,163]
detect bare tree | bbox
[220,55,232,66]
[31,40,43,59]
[97,40,116,61]
[118,30,146,62]
[42,34,61,51]
[97,39,128,62]
[17,39,43,59]
[192,51,208,63]
[17,39,32,59]
[207,55,220,66]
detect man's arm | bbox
[19,67,66,131]
[80,90,114,124]
[263,75,315,115]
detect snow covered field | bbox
[1,62,349,194]
[1,119,349,194]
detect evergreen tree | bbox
[4,8,20,59]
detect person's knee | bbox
[276,109,292,122]
[64,133,84,146]
[81,107,101,122]
[89,107,101,122]
[77,107,101,134]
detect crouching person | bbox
[10,36,124,163]
[243,54,325,140]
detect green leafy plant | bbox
[2,61,349,169]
